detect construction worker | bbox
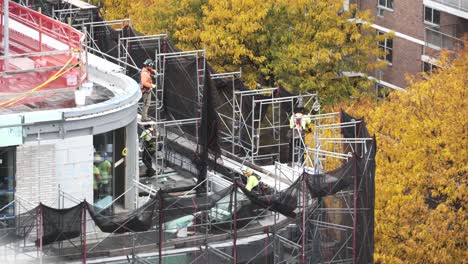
[99,152,112,197]
[289,107,311,163]
[140,125,156,177]
[93,156,102,201]
[243,169,259,192]
[140,59,156,122]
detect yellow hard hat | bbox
[244,169,253,176]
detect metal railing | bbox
[424,26,466,59]
[429,0,468,12]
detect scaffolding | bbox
[1,2,375,263]
[0,109,374,264]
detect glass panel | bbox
[386,38,393,49]
[377,84,390,98]
[423,62,431,72]
[93,132,114,210]
[379,0,386,7]
[386,48,393,63]
[433,9,440,25]
[387,0,393,8]
[424,6,432,23]
[0,147,15,225]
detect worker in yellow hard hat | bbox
[242,169,259,192]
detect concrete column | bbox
[125,117,138,209]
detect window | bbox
[375,83,390,99]
[93,127,126,211]
[0,147,15,227]
[378,0,393,10]
[377,31,393,63]
[423,61,440,73]
[93,132,114,208]
[424,6,440,26]
[377,7,385,17]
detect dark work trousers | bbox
[289,137,305,164]
[142,147,154,174]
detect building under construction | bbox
[0,1,376,263]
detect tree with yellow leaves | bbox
[342,50,467,263]
[95,0,388,104]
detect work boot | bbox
[145,168,156,177]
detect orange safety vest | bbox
[140,67,154,92]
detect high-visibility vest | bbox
[245,176,259,191]
[99,160,111,184]
[93,165,100,190]
[140,67,154,92]
[140,129,156,151]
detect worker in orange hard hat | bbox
[140,59,156,122]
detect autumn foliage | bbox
[92,0,388,105]
[341,50,467,263]
[93,1,466,262]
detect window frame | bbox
[424,6,440,26]
[378,0,394,11]
[377,31,393,64]
[423,61,440,73]
[375,83,390,99]
[0,147,16,227]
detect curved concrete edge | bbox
[64,53,141,120]
[0,53,141,135]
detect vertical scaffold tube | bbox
[233,183,238,263]
[352,155,358,264]
[82,202,87,264]
[39,204,43,264]
[159,194,163,264]
[192,197,198,264]
[302,173,306,264]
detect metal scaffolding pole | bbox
[3,0,9,55]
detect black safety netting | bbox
[235,154,356,219]
[87,194,160,233]
[212,76,298,162]
[121,26,167,79]
[162,57,198,125]
[211,72,271,153]
[300,111,376,263]
[340,110,376,263]
[39,203,83,246]
[91,15,120,59]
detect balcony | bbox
[424,25,467,60]
[423,0,468,19]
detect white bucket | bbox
[74,90,86,106]
[81,81,94,96]
[177,227,188,238]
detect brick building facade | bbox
[351,0,468,90]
